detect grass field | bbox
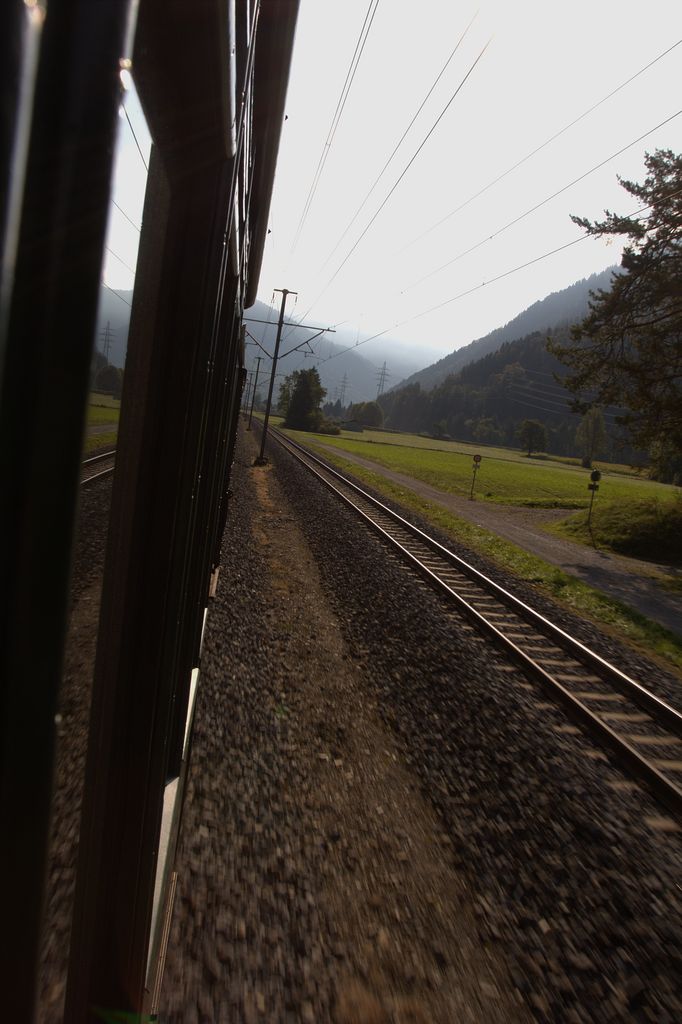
[284,427,676,511]
[87,392,120,422]
[295,440,682,673]
[89,391,121,409]
[83,431,118,454]
[551,497,682,564]
[83,394,119,453]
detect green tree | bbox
[283,368,326,431]
[517,418,547,456]
[94,364,123,398]
[90,349,108,387]
[472,416,503,444]
[354,400,383,427]
[277,374,294,416]
[549,149,682,462]
[575,407,607,467]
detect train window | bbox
[90,76,151,449]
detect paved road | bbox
[311,441,682,639]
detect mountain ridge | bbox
[392,267,618,393]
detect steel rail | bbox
[271,428,682,819]
[81,448,116,485]
[275,430,682,730]
[82,448,117,466]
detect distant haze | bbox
[394,267,618,391]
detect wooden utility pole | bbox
[255,288,296,463]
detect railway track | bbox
[81,448,116,485]
[271,427,682,820]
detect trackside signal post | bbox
[587,468,601,525]
[469,454,482,500]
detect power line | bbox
[521,367,631,413]
[291,0,381,251]
[317,234,589,366]
[106,246,136,276]
[318,12,478,273]
[112,199,140,232]
[313,98,679,339]
[407,108,682,290]
[123,106,149,172]
[314,188,680,373]
[244,329,272,359]
[101,281,132,307]
[507,385,573,409]
[508,390,623,423]
[508,395,580,418]
[404,36,682,252]
[522,366,576,381]
[510,378,579,401]
[304,39,492,320]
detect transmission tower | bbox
[100,320,114,363]
[376,361,389,398]
[338,373,348,406]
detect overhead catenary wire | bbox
[316,234,590,366]
[101,281,132,307]
[407,108,682,291]
[286,37,492,342]
[112,199,141,232]
[304,39,492,320]
[244,329,272,358]
[295,45,681,341]
[404,36,682,252]
[318,11,479,272]
[315,180,682,380]
[123,106,149,172]
[291,0,381,252]
[106,247,137,276]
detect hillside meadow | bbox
[288,427,676,511]
[83,392,120,453]
[273,421,681,669]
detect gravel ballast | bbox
[163,427,681,1022]
[38,475,113,1022]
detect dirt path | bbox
[309,441,682,639]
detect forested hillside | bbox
[395,267,617,392]
[379,326,635,462]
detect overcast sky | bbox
[104,1,682,370]
[256,0,682,362]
